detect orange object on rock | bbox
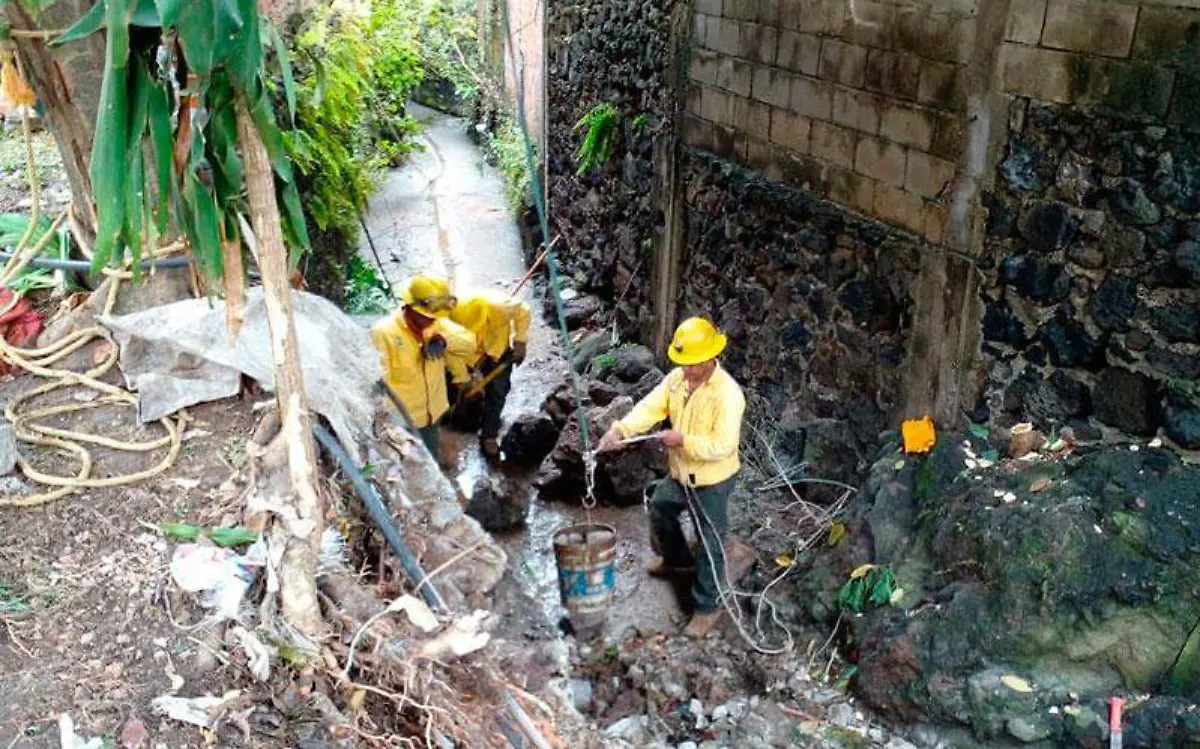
[0,56,37,109]
[0,289,43,375]
[901,416,936,454]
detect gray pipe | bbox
[311,423,448,613]
[0,250,194,271]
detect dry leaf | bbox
[850,563,875,580]
[1030,477,1052,492]
[775,554,794,568]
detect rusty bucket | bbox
[552,522,617,614]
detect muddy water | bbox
[360,104,683,639]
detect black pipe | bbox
[311,423,448,613]
[0,250,194,271]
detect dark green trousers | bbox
[649,474,737,614]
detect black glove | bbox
[511,341,527,366]
[424,335,447,360]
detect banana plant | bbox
[51,0,310,283]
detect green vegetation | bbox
[482,115,533,214]
[574,102,621,176]
[0,579,31,615]
[837,564,898,613]
[343,255,392,315]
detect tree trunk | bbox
[4,0,105,243]
[236,97,325,638]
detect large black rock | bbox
[1093,367,1161,435]
[500,413,560,465]
[1164,395,1200,449]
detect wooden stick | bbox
[509,235,558,296]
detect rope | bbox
[498,0,596,513]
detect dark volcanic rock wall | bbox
[676,152,919,478]
[546,0,685,342]
[978,103,1200,447]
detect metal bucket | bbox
[552,522,617,614]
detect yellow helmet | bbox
[449,293,489,333]
[668,317,727,365]
[400,274,456,318]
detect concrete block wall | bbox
[683,0,978,245]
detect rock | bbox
[1093,367,1161,435]
[1146,347,1200,380]
[1090,276,1139,333]
[630,368,665,401]
[564,294,603,329]
[119,717,147,749]
[500,413,560,465]
[1112,180,1161,226]
[603,714,649,741]
[1067,243,1106,269]
[1007,715,1053,743]
[1101,224,1148,268]
[1125,330,1152,352]
[1000,255,1071,304]
[1018,201,1076,252]
[588,379,622,406]
[982,300,1030,348]
[1041,313,1104,368]
[1004,369,1091,422]
[571,330,613,372]
[464,477,528,531]
[1150,301,1200,343]
[828,702,856,727]
[569,678,594,712]
[0,423,15,476]
[1164,396,1200,449]
[610,345,657,383]
[1175,241,1200,283]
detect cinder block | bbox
[880,103,934,150]
[1102,61,1176,118]
[1133,7,1200,62]
[777,0,802,30]
[918,60,963,111]
[716,56,754,97]
[776,31,822,76]
[758,0,783,26]
[709,17,742,56]
[770,108,812,152]
[1042,0,1138,58]
[905,150,957,198]
[895,7,972,63]
[734,96,774,141]
[694,13,709,46]
[930,112,966,161]
[691,49,720,86]
[855,135,907,187]
[996,42,1076,103]
[924,204,950,246]
[1170,71,1200,126]
[780,152,831,196]
[790,75,834,120]
[752,66,793,107]
[697,0,724,17]
[819,40,869,88]
[852,175,878,215]
[740,22,780,65]
[712,124,748,162]
[1004,0,1047,45]
[701,86,734,125]
[827,166,868,210]
[833,86,882,134]
[842,0,895,48]
[687,84,705,117]
[725,0,758,22]
[811,120,857,169]
[873,184,926,233]
[796,0,845,34]
[681,115,716,150]
[864,49,921,100]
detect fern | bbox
[573,103,620,176]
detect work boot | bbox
[646,556,695,578]
[683,610,721,638]
[481,437,500,460]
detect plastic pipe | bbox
[0,249,194,271]
[311,424,447,613]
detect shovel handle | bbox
[1110,696,1125,730]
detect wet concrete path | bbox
[359,103,682,640]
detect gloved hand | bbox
[511,341,527,366]
[464,371,485,400]
[424,334,447,360]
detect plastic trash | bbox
[58,714,102,749]
[169,542,264,620]
[151,692,240,728]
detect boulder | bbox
[464,476,529,532]
[1164,395,1200,449]
[610,344,657,382]
[587,379,622,406]
[830,435,1200,745]
[1092,367,1161,435]
[500,413,560,465]
[629,368,665,401]
[563,294,604,329]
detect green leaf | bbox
[132,0,161,26]
[122,59,153,280]
[50,1,104,46]
[160,521,201,541]
[968,423,990,440]
[182,170,223,282]
[226,0,261,95]
[280,179,309,258]
[153,0,185,28]
[268,22,297,124]
[206,527,258,548]
[146,80,173,236]
[174,1,217,77]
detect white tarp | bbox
[102,288,383,453]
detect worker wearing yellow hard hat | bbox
[598,316,745,637]
[371,274,477,462]
[448,288,532,460]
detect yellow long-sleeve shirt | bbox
[449,289,532,362]
[371,313,476,427]
[613,365,745,487]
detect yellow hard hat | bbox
[668,317,727,365]
[449,294,489,333]
[400,274,456,318]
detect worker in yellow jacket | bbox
[449,288,532,459]
[371,274,477,462]
[598,317,745,637]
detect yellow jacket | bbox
[450,289,532,362]
[614,365,745,487]
[371,313,477,427]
